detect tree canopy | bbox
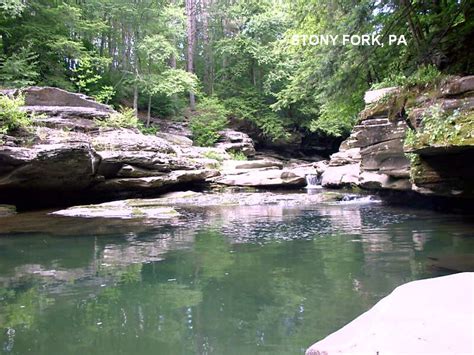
[0,0,472,141]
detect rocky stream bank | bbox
[1,78,473,213]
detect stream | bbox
[0,193,473,354]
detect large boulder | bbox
[322,164,360,187]
[0,143,99,191]
[1,87,114,125]
[216,168,306,187]
[0,204,16,217]
[92,169,219,194]
[306,273,474,355]
[216,129,256,156]
[92,128,175,154]
[222,159,283,171]
[0,88,227,205]
[359,171,411,190]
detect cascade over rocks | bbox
[323,76,474,199]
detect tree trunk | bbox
[133,79,138,117]
[147,94,151,127]
[185,0,196,110]
[201,0,213,94]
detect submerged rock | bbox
[52,200,180,219]
[51,191,347,219]
[306,273,474,355]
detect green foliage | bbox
[190,97,228,147]
[371,65,443,90]
[404,128,417,148]
[92,85,115,104]
[0,0,24,17]
[97,107,140,129]
[138,125,159,136]
[224,93,289,141]
[0,0,472,144]
[202,150,226,162]
[0,94,32,134]
[95,106,161,135]
[404,105,474,149]
[309,100,359,137]
[228,151,247,161]
[0,48,39,88]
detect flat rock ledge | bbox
[306,272,474,355]
[51,200,180,219]
[51,191,347,218]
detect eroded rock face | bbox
[215,129,256,156]
[323,75,474,198]
[1,87,114,130]
[0,143,99,191]
[0,88,222,205]
[0,126,221,203]
[216,169,306,187]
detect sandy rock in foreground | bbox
[306,272,474,355]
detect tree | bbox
[185,0,196,110]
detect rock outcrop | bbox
[306,273,474,355]
[216,129,256,156]
[215,158,325,188]
[322,76,474,199]
[52,200,180,219]
[52,190,346,218]
[0,88,221,206]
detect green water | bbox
[0,198,473,354]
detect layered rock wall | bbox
[322,76,474,199]
[0,88,221,206]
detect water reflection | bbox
[0,202,473,354]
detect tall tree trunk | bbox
[133,47,139,117]
[185,0,196,110]
[133,76,138,117]
[146,94,152,127]
[201,0,213,94]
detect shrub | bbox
[0,94,32,134]
[96,107,140,129]
[371,65,442,90]
[224,94,289,141]
[139,125,159,135]
[92,85,115,104]
[190,97,228,147]
[0,48,39,88]
[96,107,161,136]
[203,150,226,162]
[228,151,247,161]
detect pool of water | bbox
[0,196,473,354]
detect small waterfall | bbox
[305,174,322,189]
[339,195,382,204]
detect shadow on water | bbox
[0,200,473,354]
